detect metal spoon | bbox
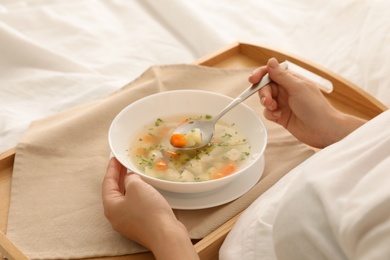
[171,61,288,150]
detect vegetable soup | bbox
[128,115,251,182]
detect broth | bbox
[127,115,251,182]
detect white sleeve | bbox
[221,110,390,260]
[339,157,390,259]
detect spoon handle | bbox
[213,61,288,122]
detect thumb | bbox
[267,58,301,93]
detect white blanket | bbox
[1,0,389,153]
[220,109,390,260]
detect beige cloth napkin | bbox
[6,64,315,259]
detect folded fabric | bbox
[6,64,315,259]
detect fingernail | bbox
[268,58,279,69]
[260,97,266,105]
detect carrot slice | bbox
[136,148,147,156]
[221,163,236,176]
[170,133,186,147]
[165,150,179,159]
[142,134,155,143]
[155,160,168,170]
[212,172,224,179]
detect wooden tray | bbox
[0,42,387,260]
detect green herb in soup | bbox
[128,115,251,182]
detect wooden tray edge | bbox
[0,148,15,171]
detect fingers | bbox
[250,65,279,111]
[267,58,301,93]
[123,171,144,192]
[102,157,127,200]
[249,65,267,84]
[124,173,161,203]
[250,58,294,126]
[252,58,301,111]
[102,157,153,200]
[258,82,279,110]
[263,108,282,122]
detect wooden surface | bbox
[0,42,387,260]
[0,230,29,260]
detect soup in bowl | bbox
[108,90,267,193]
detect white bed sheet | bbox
[1,0,389,153]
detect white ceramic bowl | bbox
[108,90,267,193]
